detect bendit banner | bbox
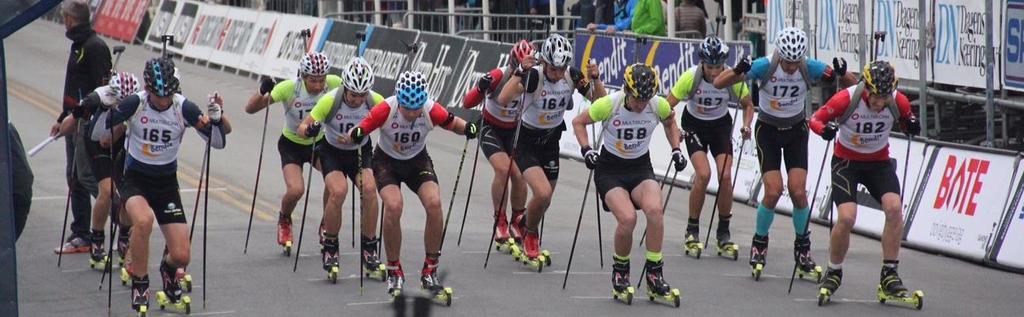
[93,0,151,43]
[260,15,329,79]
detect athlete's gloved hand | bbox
[902,116,921,136]
[349,126,366,143]
[207,93,223,123]
[464,122,478,139]
[734,55,752,75]
[581,145,599,170]
[259,77,277,95]
[671,148,688,171]
[305,122,322,138]
[518,68,541,94]
[821,121,839,141]
[741,126,752,140]
[832,57,848,77]
[477,73,493,93]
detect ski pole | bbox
[484,72,533,269]
[561,169,595,289]
[293,144,319,271]
[787,140,831,294]
[243,97,270,254]
[439,136,471,250]
[456,118,484,246]
[639,159,680,248]
[190,146,210,241]
[703,106,744,247]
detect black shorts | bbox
[84,137,125,181]
[278,135,324,167]
[830,157,901,206]
[754,120,809,173]
[515,124,564,181]
[595,152,656,199]
[372,148,438,193]
[319,141,373,183]
[480,123,517,159]
[681,110,733,157]
[119,169,186,225]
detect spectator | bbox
[9,123,34,240]
[529,0,566,15]
[573,0,597,28]
[632,0,667,36]
[52,0,109,254]
[675,0,708,38]
[587,0,637,34]
[595,0,614,25]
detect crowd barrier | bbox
[127,0,1023,273]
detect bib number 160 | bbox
[393,132,421,143]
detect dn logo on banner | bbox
[933,155,990,216]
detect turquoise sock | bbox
[755,204,775,236]
[792,206,810,235]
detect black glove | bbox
[305,122,322,138]
[259,77,277,95]
[350,126,366,143]
[464,122,478,139]
[518,68,541,94]
[734,55,752,75]
[581,145,599,170]
[832,57,848,77]
[671,148,688,171]
[476,73,493,93]
[902,116,921,136]
[821,121,839,141]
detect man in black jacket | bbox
[50,0,110,254]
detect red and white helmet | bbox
[510,40,534,67]
[108,72,140,102]
[299,52,331,76]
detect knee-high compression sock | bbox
[755,204,775,237]
[792,206,811,235]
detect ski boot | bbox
[877,263,924,310]
[385,263,405,298]
[513,230,551,272]
[506,210,527,258]
[278,213,293,256]
[643,260,681,307]
[715,230,739,261]
[683,231,703,259]
[88,231,109,270]
[794,233,823,283]
[817,268,842,306]
[749,235,768,281]
[130,275,149,317]
[361,236,386,281]
[421,261,454,306]
[611,258,634,305]
[493,211,515,254]
[155,262,191,314]
[321,238,341,284]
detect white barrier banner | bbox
[181,3,228,61]
[814,0,861,66]
[931,0,1004,88]
[238,12,281,76]
[701,109,759,202]
[822,139,932,237]
[994,159,1024,268]
[145,0,201,57]
[867,0,928,80]
[260,15,329,79]
[906,148,1017,260]
[755,124,833,215]
[766,0,816,55]
[207,6,260,70]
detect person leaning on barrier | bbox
[587,0,637,34]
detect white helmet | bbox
[540,34,573,68]
[299,52,331,76]
[342,57,374,94]
[775,27,807,62]
[108,72,141,102]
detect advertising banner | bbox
[447,39,513,111]
[182,3,229,61]
[410,32,468,109]
[865,0,927,76]
[814,0,861,66]
[905,148,1018,260]
[356,25,420,95]
[931,0,1003,88]
[207,6,261,70]
[698,109,760,202]
[993,158,1024,268]
[145,0,178,48]
[166,0,201,56]
[766,0,816,56]
[93,0,150,43]
[260,15,329,79]
[321,20,367,76]
[1004,0,1024,91]
[239,12,282,76]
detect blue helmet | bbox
[143,58,179,97]
[396,71,428,110]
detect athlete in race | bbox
[297,57,386,281]
[496,34,605,269]
[106,58,231,315]
[245,52,340,255]
[667,36,753,259]
[348,71,477,304]
[572,63,683,306]
[714,27,856,280]
[461,40,535,250]
[809,61,924,308]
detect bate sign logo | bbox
[932,155,990,216]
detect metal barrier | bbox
[399,11,579,42]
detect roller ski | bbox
[877,264,924,310]
[130,275,150,317]
[816,268,842,306]
[513,231,551,272]
[492,211,517,254]
[177,268,193,293]
[610,258,634,305]
[794,233,823,283]
[715,231,739,261]
[361,237,386,281]
[421,264,454,307]
[643,260,681,307]
[321,237,341,284]
[87,232,109,270]
[155,262,191,314]
[749,235,768,281]
[385,265,405,298]
[683,233,703,259]
[278,213,293,256]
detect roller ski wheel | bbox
[643,260,681,308]
[385,269,405,299]
[155,291,192,314]
[180,273,193,293]
[494,238,515,254]
[277,214,293,257]
[817,268,841,307]
[612,287,635,305]
[683,234,703,259]
[120,267,131,286]
[421,271,453,307]
[611,260,632,305]
[876,285,924,310]
[130,275,150,316]
[516,254,546,273]
[646,288,681,308]
[89,255,109,270]
[427,287,454,307]
[797,265,824,283]
[817,287,833,306]
[716,242,739,261]
[749,235,768,281]
[364,263,386,281]
[751,263,764,281]
[282,241,292,257]
[136,305,148,317]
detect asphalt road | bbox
[9,20,1023,317]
